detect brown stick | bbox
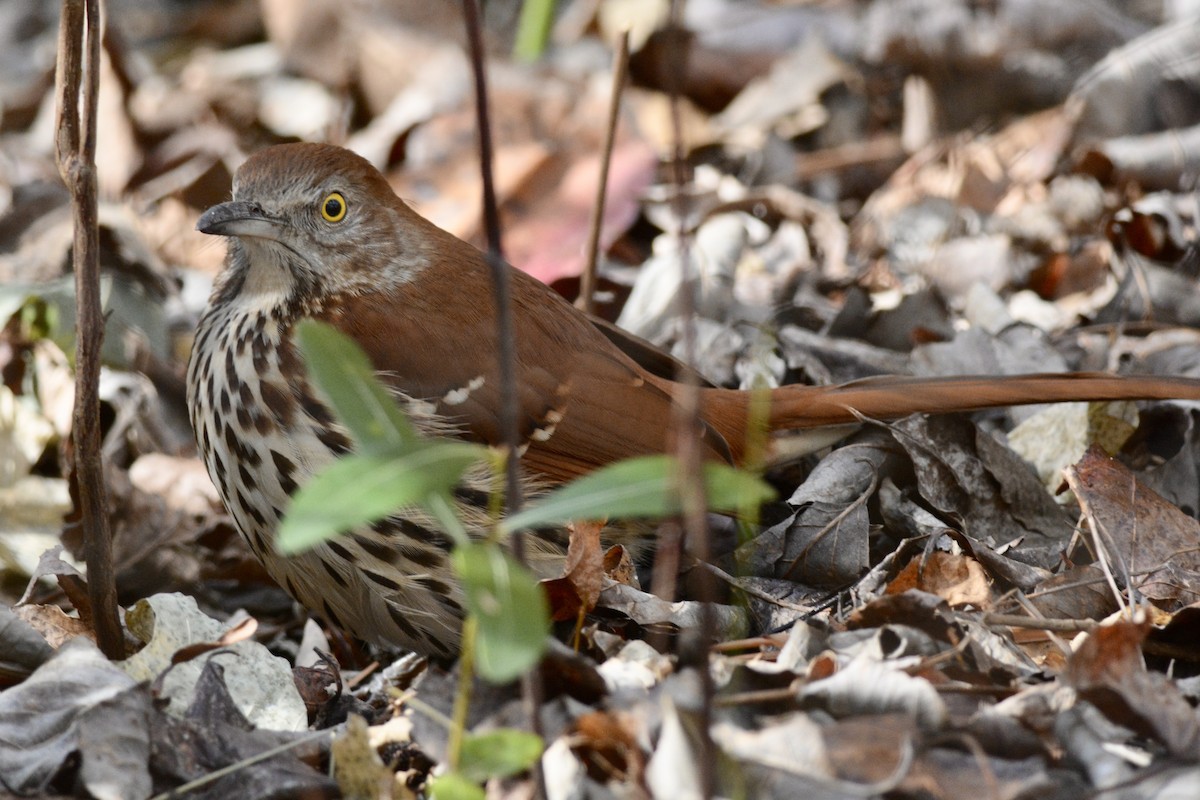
[55,0,121,658]
[460,4,546,797]
[657,2,717,797]
[575,29,630,315]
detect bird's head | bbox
[198,142,433,305]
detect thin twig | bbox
[1011,593,1073,657]
[979,613,1097,633]
[576,29,630,315]
[694,560,818,614]
[657,2,716,797]
[780,465,878,581]
[55,0,121,658]
[146,728,334,800]
[460,4,546,796]
[461,0,523,520]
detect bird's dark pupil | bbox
[325,198,341,217]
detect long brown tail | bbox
[702,372,1200,463]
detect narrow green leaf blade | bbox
[458,730,543,782]
[428,772,485,800]
[499,455,776,533]
[513,0,554,61]
[278,441,486,553]
[452,543,549,683]
[294,319,418,453]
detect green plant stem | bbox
[428,492,472,549]
[736,384,771,551]
[514,0,556,62]
[448,615,479,772]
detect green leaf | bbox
[459,730,543,781]
[513,0,555,62]
[278,441,486,553]
[453,543,549,683]
[428,772,485,800]
[500,455,776,533]
[294,319,418,454]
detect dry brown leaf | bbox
[541,520,605,623]
[1066,446,1200,606]
[603,544,638,587]
[571,710,646,785]
[12,604,91,649]
[1065,618,1200,759]
[886,551,991,609]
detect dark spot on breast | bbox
[300,389,335,426]
[317,426,352,455]
[369,519,450,568]
[236,404,252,431]
[220,387,232,416]
[237,462,256,490]
[413,575,453,598]
[326,539,354,563]
[386,603,421,642]
[225,351,238,387]
[437,595,463,617]
[400,543,444,571]
[224,425,261,467]
[429,636,455,659]
[364,569,402,591]
[244,529,265,557]
[321,559,348,588]
[212,452,230,487]
[192,341,209,372]
[353,533,397,565]
[261,382,294,426]
[453,486,491,508]
[271,450,298,496]
[239,438,261,468]
[253,349,269,376]
[395,517,452,552]
[244,502,268,529]
[322,599,346,631]
[532,526,569,550]
[252,332,271,374]
[252,408,272,435]
[278,338,303,379]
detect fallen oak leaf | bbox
[542,520,606,623]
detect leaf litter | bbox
[4,1,1200,798]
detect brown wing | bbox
[319,240,732,483]
[588,316,714,387]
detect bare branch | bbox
[55,0,122,659]
[576,29,630,316]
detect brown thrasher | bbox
[187,142,1200,657]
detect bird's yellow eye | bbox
[321,192,347,223]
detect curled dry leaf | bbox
[542,520,606,623]
[1065,619,1200,759]
[886,551,991,609]
[570,710,646,785]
